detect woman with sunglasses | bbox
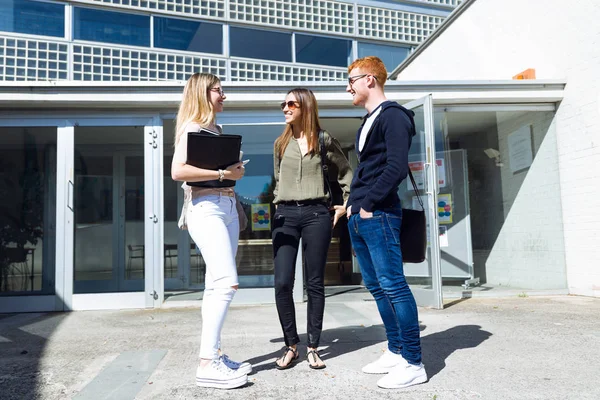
[272,88,353,370]
[171,73,251,389]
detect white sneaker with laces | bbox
[221,354,253,375]
[362,349,406,374]
[195,358,248,389]
[377,361,428,389]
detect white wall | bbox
[485,111,567,289]
[398,0,600,296]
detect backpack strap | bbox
[319,130,333,207]
[408,168,424,211]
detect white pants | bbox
[187,194,239,360]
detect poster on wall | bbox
[407,159,446,191]
[410,197,451,248]
[439,226,449,247]
[508,124,533,173]
[251,203,271,231]
[437,193,453,224]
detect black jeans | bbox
[272,202,332,348]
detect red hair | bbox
[348,56,387,86]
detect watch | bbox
[218,169,225,182]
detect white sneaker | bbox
[377,361,428,389]
[221,354,253,375]
[362,349,406,374]
[195,358,248,389]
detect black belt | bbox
[278,199,327,207]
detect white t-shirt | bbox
[358,104,384,152]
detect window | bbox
[154,17,222,54]
[358,42,411,71]
[0,0,64,38]
[295,34,351,68]
[230,27,291,63]
[73,7,150,47]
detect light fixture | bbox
[484,148,504,167]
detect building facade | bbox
[0,0,466,311]
[392,0,600,298]
[5,0,592,314]
[0,0,458,82]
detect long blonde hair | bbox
[174,72,221,146]
[274,88,322,158]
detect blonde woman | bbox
[272,88,353,370]
[171,73,250,389]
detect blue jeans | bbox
[348,205,422,365]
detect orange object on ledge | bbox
[512,68,536,80]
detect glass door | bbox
[73,142,145,293]
[63,120,161,310]
[400,95,443,309]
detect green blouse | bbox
[273,131,353,205]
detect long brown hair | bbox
[274,88,322,158]
[174,72,221,146]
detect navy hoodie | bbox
[347,100,416,214]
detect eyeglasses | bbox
[348,74,377,85]
[209,87,225,97]
[280,100,300,110]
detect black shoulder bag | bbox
[401,169,427,263]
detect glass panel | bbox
[357,42,411,71]
[323,160,354,286]
[154,17,222,54]
[0,127,56,295]
[163,154,179,281]
[163,119,197,292]
[226,124,281,288]
[295,34,352,67]
[398,105,434,291]
[73,7,150,47]
[74,155,113,282]
[230,27,291,62]
[0,0,65,38]
[74,126,145,293]
[124,156,144,281]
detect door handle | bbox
[67,180,74,211]
[423,163,432,195]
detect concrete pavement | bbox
[0,294,599,400]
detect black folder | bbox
[186,129,242,188]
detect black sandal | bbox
[275,346,299,370]
[307,349,326,370]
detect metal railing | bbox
[0,35,346,82]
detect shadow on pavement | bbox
[421,324,492,379]
[0,312,67,400]
[245,322,427,374]
[245,324,388,373]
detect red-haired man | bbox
[345,56,427,389]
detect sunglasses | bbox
[348,74,377,85]
[209,87,225,96]
[280,100,300,110]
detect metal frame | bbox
[403,94,443,309]
[67,117,157,310]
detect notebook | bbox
[186,129,242,188]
